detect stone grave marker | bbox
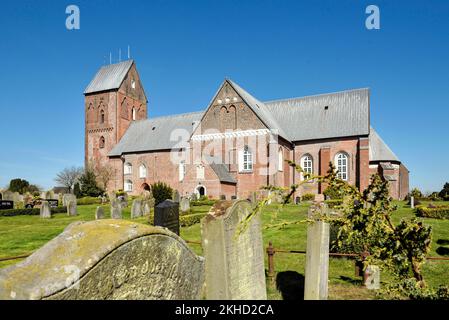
[180,197,190,213]
[2,191,14,201]
[364,265,380,290]
[410,196,415,209]
[110,200,122,219]
[131,199,143,219]
[62,194,76,207]
[304,203,330,300]
[40,201,52,219]
[154,200,179,235]
[95,206,105,220]
[0,220,205,300]
[67,200,77,216]
[314,194,325,203]
[173,190,180,203]
[201,200,267,300]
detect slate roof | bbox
[264,88,370,141]
[108,79,401,163]
[204,155,237,184]
[84,60,134,94]
[369,127,399,162]
[109,111,203,156]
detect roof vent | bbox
[324,106,329,110]
[152,127,156,130]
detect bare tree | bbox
[94,163,115,191]
[54,166,83,193]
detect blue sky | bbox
[0,0,448,193]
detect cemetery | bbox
[0,182,448,300]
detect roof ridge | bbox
[145,110,204,121]
[264,87,370,104]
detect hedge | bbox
[325,199,343,208]
[0,206,68,217]
[147,212,207,227]
[415,206,449,220]
[191,199,217,206]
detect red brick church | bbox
[84,60,409,200]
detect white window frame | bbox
[179,161,186,181]
[239,146,253,172]
[278,149,283,171]
[124,162,133,175]
[335,152,349,181]
[124,179,133,192]
[132,108,136,121]
[300,154,313,181]
[139,164,147,178]
[196,164,205,179]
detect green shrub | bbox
[0,206,67,217]
[180,213,207,227]
[191,199,216,206]
[151,182,174,206]
[325,199,343,208]
[77,196,101,206]
[324,185,345,200]
[301,193,315,201]
[415,205,449,219]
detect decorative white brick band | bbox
[191,129,271,141]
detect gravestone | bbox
[180,197,190,213]
[108,191,116,202]
[154,200,180,235]
[410,196,415,209]
[364,265,380,290]
[142,199,154,216]
[131,199,143,219]
[0,220,205,300]
[95,207,105,220]
[220,195,226,200]
[314,194,325,203]
[201,200,267,300]
[111,200,122,219]
[67,200,77,216]
[250,192,257,205]
[304,203,330,300]
[173,190,180,203]
[2,191,14,201]
[62,194,76,207]
[40,201,52,219]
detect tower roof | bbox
[84,60,134,94]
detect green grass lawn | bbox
[1,200,448,300]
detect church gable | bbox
[194,80,267,136]
[118,63,147,104]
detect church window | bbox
[239,146,253,172]
[124,180,133,192]
[278,148,283,171]
[335,152,349,181]
[99,136,105,149]
[100,110,105,124]
[132,108,136,121]
[124,162,133,175]
[300,154,313,181]
[179,161,186,181]
[196,165,205,179]
[139,164,147,178]
[131,79,136,89]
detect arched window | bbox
[335,152,349,181]
[179,161,186,181]
[278,148,283,171]
[100,110,105,124]
[132,108,136,121]
[300,154,313,181]
[124,180,133,192]
[139,164,147,178]
[99,136,105,149]
[240,146,253,172]
[124,162,133,175]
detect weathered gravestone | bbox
[67,200,77,216]
[40,201,52,219]
[364,265,380,290]
[2,191,14,201]
[154,200,179,235]
[111,200,122,219]
[172,190,180,203]
[304,202,330,300]
[180,197,190,213]
[201,200,267,300]
[131,199,143,219]
[62,194,76,207]
[410,196,415,209]
[95,206,105,220]
[0,220,205,300]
